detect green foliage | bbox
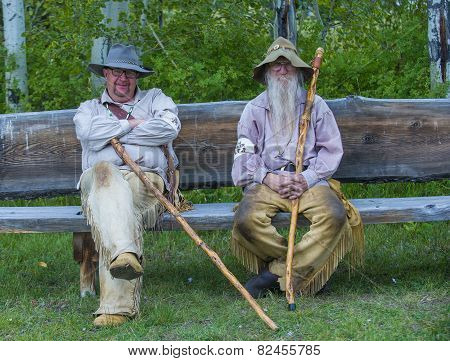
[0,0,446,113]
[127,0,272,103]
[22,0,106,111]
[299,0,440,99]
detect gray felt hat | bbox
[88,44,153,78]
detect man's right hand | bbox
[263,172,308,200]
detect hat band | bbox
[266,44,298,56]
[107,59,141,66]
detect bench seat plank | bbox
[0,196,448,233]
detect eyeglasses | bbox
[270,61,294,71]
[108,68,139,79]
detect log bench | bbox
[1,96,449,297]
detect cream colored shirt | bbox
[73,87,180,189]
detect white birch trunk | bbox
[90,0,129,91]
[427,0,449,97]
[2,0,28,111]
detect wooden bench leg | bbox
[73,232,98,298]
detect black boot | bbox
[244,269,280,299]
[315,281,331,295]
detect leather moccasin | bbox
[93,314,127,327]
[109,252,143,280]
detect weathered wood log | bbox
[0,196,449,233]
[1,97,449,199]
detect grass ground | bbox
[0,181,448,340]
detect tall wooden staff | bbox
[110,138,278,331]
[285,48,324,311]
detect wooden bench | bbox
[1,96,449,297]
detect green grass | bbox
[0,181,448,340]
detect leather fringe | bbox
[143,202,164,232]
[151,190,193,231]
[348,220,365,268]
[81,191,112,267]
[300,217,365,296]
[174,189,193,212]
[230,235,266,274]
[327,178,365,268]
[132,276,142,316]
[301,223,354,296]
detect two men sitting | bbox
[74,38,362,326]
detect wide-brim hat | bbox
[253,37,313,84]
[88,44,153,78]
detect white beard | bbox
[266,72,299,141]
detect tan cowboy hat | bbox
[88,44,153,78]
[253,37,313,84]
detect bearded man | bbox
[73,44,187,326]
[231,37,363,298]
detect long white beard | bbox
[266,72,299,140]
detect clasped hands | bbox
[263,172,308,200]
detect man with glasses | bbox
[231,37,364,299]
[74,44,183,326]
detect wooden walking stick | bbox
[110,138,278,331]
[285,48,324,311]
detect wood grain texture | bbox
[1,97,449,199]
[0,196,448,233]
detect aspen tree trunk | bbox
[141,0,148,26]
[141,0,163,29]
[427,0,449,97]
[2,0,28,111]
[90,0,129,91]
[157,0,163,29]
[273,0,297,46]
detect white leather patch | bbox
[234,137,255,160]
[160,110,181,132]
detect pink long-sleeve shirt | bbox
[232,88,343,189]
